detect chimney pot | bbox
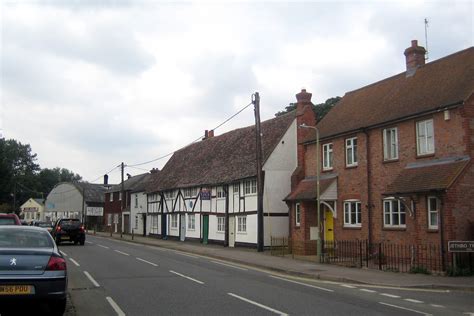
[296,88,312,105]
[104,174,109,185]
[208,130,214,138]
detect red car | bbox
[0,213,21,226]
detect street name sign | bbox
[448,241,474,252]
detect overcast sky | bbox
[1,0,472,185]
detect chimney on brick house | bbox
[104,174,109,185]
[404,40,426,74]
[203,129,215,140]
[291,89,317,189]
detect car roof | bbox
[0,225,45,231]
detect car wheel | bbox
[49,298,66,316]
[80,240,85,246]
[74,240,79,245]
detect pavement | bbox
[89,231,474,292]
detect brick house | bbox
[103,173,151,233]
[286,41,474,264]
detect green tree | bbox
[37,167,82,196]
[275,96,342,121]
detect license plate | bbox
[0,285,34,295]
[61,236,70,240]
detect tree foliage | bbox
[275,96,342,121]
[0,138,82,213]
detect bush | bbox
[409,266,431,275]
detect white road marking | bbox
[85,241,93,244]
[269,275,334,292]
[69,258,80,267]
[169,270,204,285]
[114,250,130,256]
[106,296,126,316]
[136,257,158,267]
[405,298,424,304]
[380,293,401,298]
[84,271,100,287]
[174,251,199,259]
[379,302,432,315]
[60,250,68,257]
[430,304,445,308]
[360,289,376,293]
[98,244,110,249]
[211,261,248,271]
[228,293,288,316]
[341,284,356,288]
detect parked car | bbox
[32,221,54,233]
[51,218,86,245]
[0,213,21,226]
[20,219,29,226]
[0,226,67,315]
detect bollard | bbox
[110,226,112,237]
[120,230,123,238]
[132,229,134,240]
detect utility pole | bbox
[253,92,264,252]
[13,182,17,215]
[121,162,125,234]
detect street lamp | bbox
[299,123,322,263]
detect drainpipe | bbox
[439,193,446,271]
[363,129,373,246]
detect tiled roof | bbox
[147,111,296,192]
[109,173,151,193]
[384,157,470,195]
[73,182,109,203]
[33,198,45,205]
[284,176,336,201]
[315,47,474,139]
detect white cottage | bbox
[146,91,316,247]
[20,198,45,223]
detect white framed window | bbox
[217,187,226,199]
[109,193,113,202]
[184,187,198,198]
[233,183,239,194]
[113,213,119,224]
[187,214,195,230]
[344,200,361,227]
[383,127,399,160]
[217,216,225,232]
[416,119,434,155]
[383,198,406,228]
[345,137,358,167]
[134,194,138,208]
[244,179,257,195]
[295,203,301,227]
[237,216,247,233]
[323,143,333,170]
[428,196,439,230]
[171,214,178,229]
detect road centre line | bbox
[84,271,100,287]
[169,270,204,284]
[114,250,130,256]
[379,302,432,316]
[69,258,80,267]
[380,293,401,298]
[359,289,376,293]
[228,293,288,316]
[211,261,248,271]
[60,250,68,257]
[98,244,110,249]
[136,257,158,267]
[404,298,424,304]
[106,296,126,316]
[269,275,334,292]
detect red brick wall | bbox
[290,201,317,255]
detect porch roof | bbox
[384,156,470,196]
[284,175,337,202]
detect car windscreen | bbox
[0,218,16,225]
[0,229,54,248]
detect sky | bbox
[1,0,472,185]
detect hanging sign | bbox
[200,188,211,200]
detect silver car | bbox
[0,226,67,315]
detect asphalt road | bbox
[58,235,473,316]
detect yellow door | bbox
[324,209,334,242]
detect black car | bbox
[0,226,67,315]
[51,218,86,245]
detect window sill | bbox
[237,232,247,235]
[343,225,362,230]
[416,153,435,159]
[382,227,406,231]
[383,158,399,164]
[345,164,358,169]
[217,231,225,234]
[322,168,333,172]
[427,228,439,233]
[187,228,196,231]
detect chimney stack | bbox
[404,40,426,73]
[126,173,132,179]
[104,174,109,185]
[208,130,214,138]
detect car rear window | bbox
[0,218,16,225]
[38,223,51,228]
[0,229,54,248]
[60,219,81,228]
